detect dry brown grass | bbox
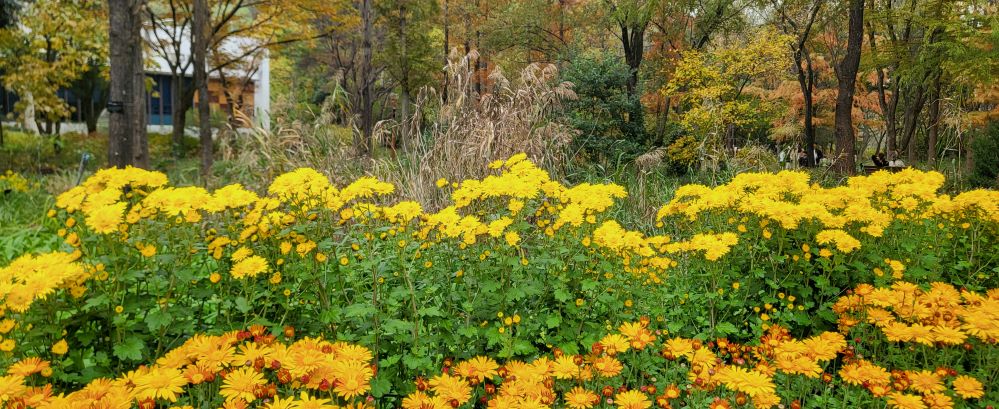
[216,51,577,208]
[381,50,578,208]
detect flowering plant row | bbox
[2,279,996,408]
[0,155,996,406]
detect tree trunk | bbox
[963,132,974,176]
[833,0,864,174]
[0,76,7,147]
[724,123,736,153]
[108,0,146,168]
[217,69,239,129]
[474,0,482,96]
[619,23,646,96]
[442,0,449,60]
[442,0,449,103]
[22,92,38,135]
[900,84,926,163]
[357,0,374,157]
[398,1,410,153]
[655,96,670,143]
[795,50,816,167]
[80,97,95,134]
[619,22,648,142]
[926,73,941,166]
[194,0,212,178]
[171,73,185,158]
[129,0,148,168]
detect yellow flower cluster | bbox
[0,252,88,314]
[0,326,373,408]
[44,155,999,306]
[403,320,660,409]
[402,320,860,409]
[0,251,91,351]
[838,360,985,408]
[834,281,999,346]
[52,155,696,285]
[401,310,996,409]
[657,168,999,246]
[0,170,32,192]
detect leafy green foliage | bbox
[562,51,647,162]
[970,121,999,188]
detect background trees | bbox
[0,0,995,179]
[0,0,107,136]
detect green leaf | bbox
[512,339,536,355]
[507,287,527,300]
[458,326,478,338]
[234,297,252,314]
[320,308,341,324]
[382,319,414,335]
[418,306,443,317]
[380,354,401,368]
[112,337,145,361]
[345,303,378,318]
[83,294,110,310]
[715,322,738,336]
[370,376,392,397]
[402,354,431,370]
[144,309,173,331]
[553,288,572,303]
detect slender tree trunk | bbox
[442,0,449,60]
[357,0,374,156]
[442,0,449,103]
[218,69,239,128]
[81,97,94,133]
[795,50,816,167]
[655,96,670,143]
[194,0,212,178]
[171,73,186,158]
[399,1,410,153]
[619,22,648,142]
[0,80,5,145]
[885,79,900,154]
[724,123,736,153]
[833,0,864,174]
[963,132,974,175]
[462,10,474,100]
[22,92,38,134]
[900,84,926,163]
[474,0,482,96]
[926,73,941,166]
[129,0,148,168]
[619,23,646,96]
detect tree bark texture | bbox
[926,73,941,165]
[108,0,147,168]
[833,0,864,174]
[357,0,374,156]
[194,0,212,177]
